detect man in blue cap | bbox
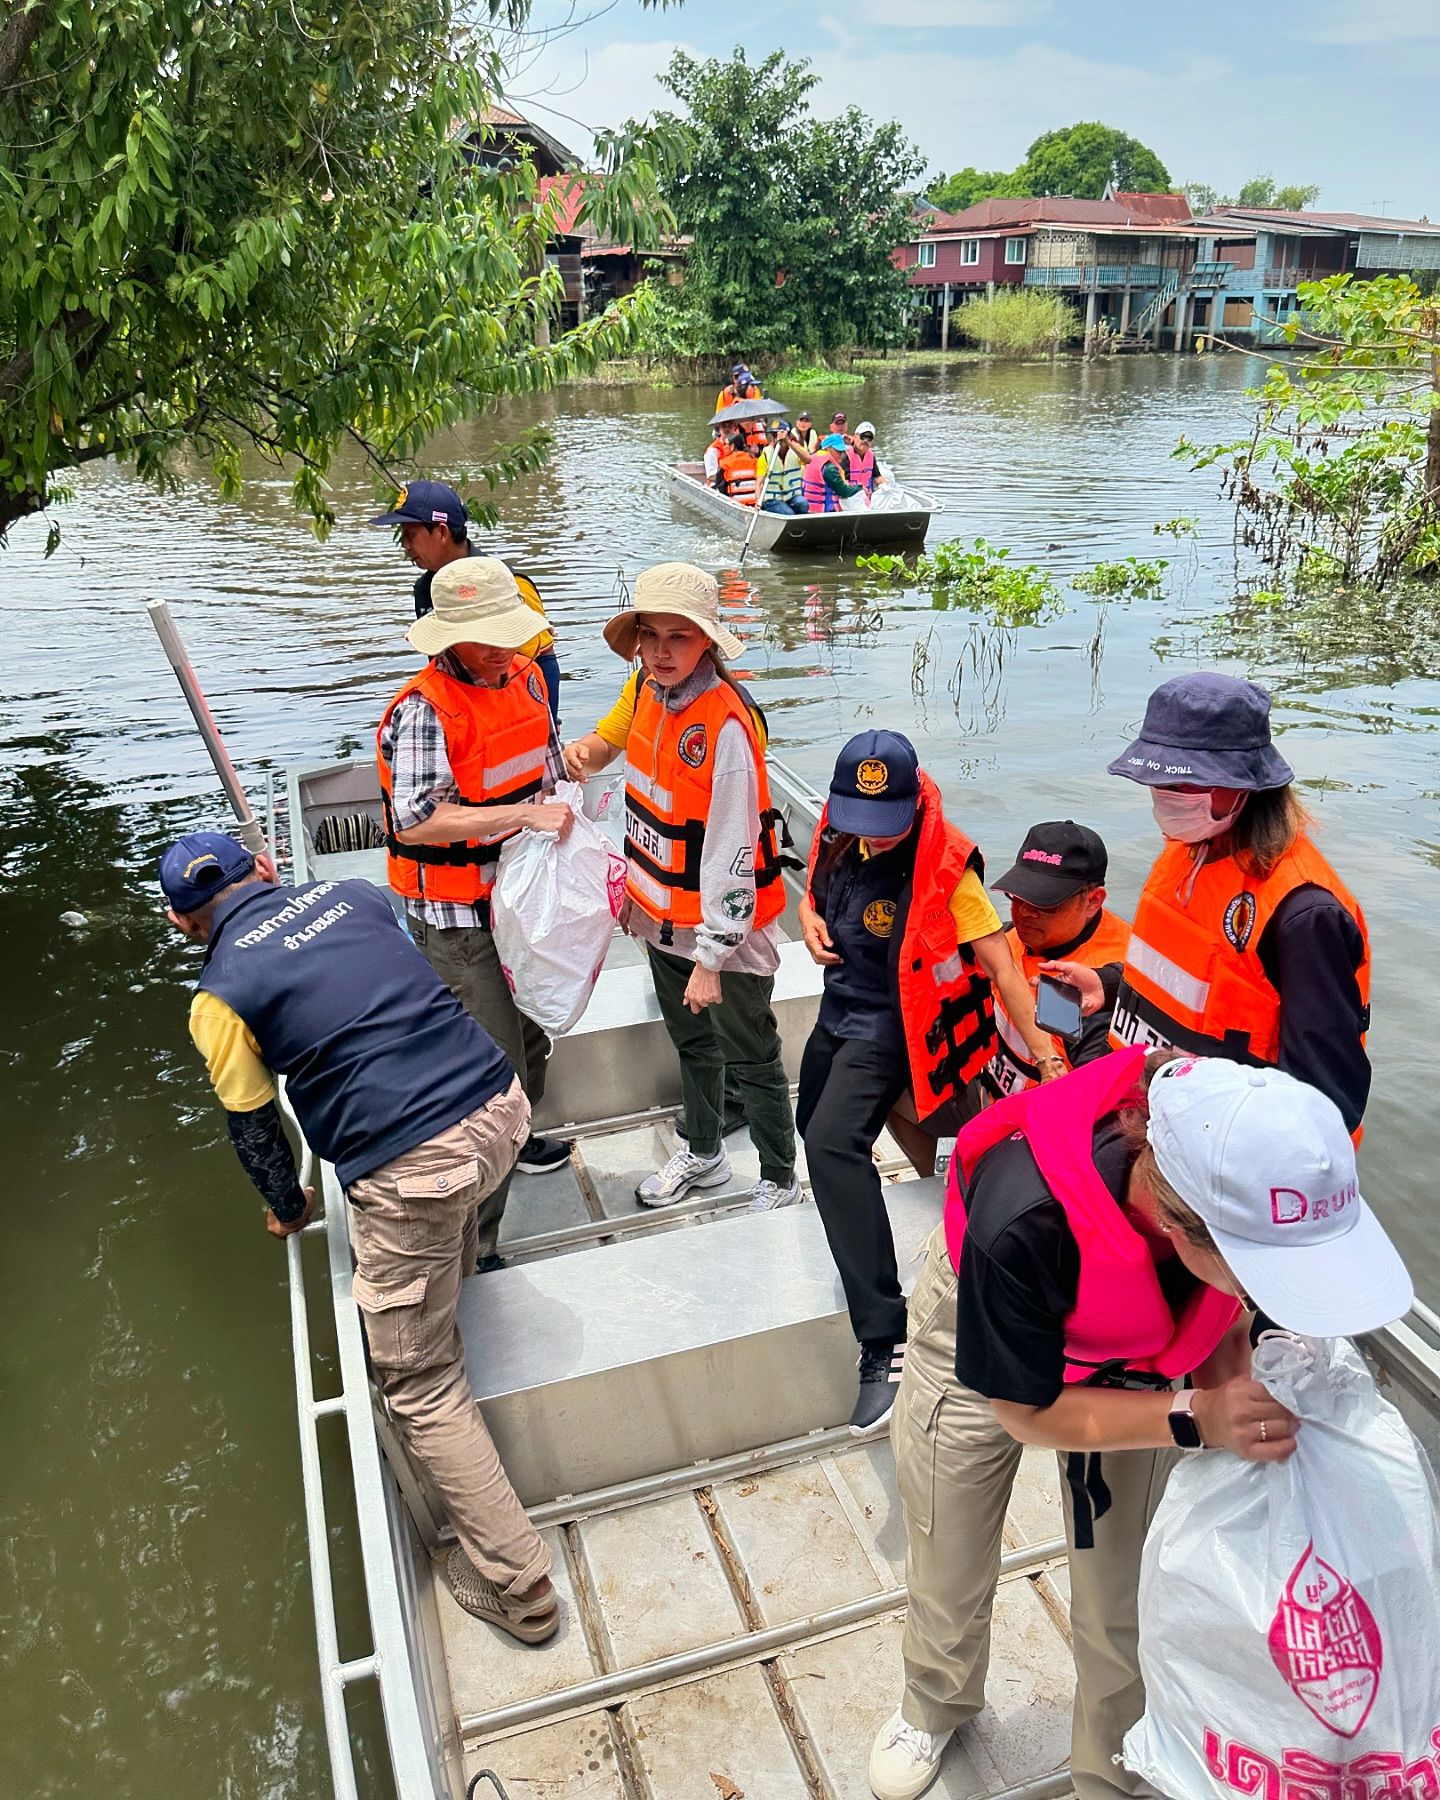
[161,830,562,1644]
[368,479,561,722]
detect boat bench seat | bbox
[456,1183,945,1506]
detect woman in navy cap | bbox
[796,730,1060,1434]
[1047,672,1372,1134]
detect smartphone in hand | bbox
[1034,973,1083,1042]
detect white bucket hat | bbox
[1147,1058,1412,1337]
[407,557,547,657]
[603,562,744,661]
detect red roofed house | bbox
[457,105,588,332]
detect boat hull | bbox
[665,462,937,550]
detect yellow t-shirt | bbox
[189,990,276,1112]
[595,669,769,752]
[855,845,1001,945]
[513,571,554,660]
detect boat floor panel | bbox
[625,1660,814,1798]
[579,1491,747,1666]
[461,1712,628,1798]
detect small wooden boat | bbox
[665,461,939,551]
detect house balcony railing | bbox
[1255,265,1331,291]
[1025,264,1164,289]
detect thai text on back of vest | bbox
[232,881,341,948]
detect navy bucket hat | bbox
[1108,673,1294,791]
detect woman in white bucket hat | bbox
[591,562,800,1213]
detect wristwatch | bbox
[1168,1389,1204,1450]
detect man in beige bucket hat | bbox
[377,557,574,1249]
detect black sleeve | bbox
[1258,887,1370,1134]
[412,569,432,620]
[226,1103,308,1222]
[953,1193,1079,1406]
[1069,962,1123,1068]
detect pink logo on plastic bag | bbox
[1268,1543,1383,1739]
[605,850,627,920]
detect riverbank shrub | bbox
[769,365,866,390]
[1072,557,1169,598]
[953,291,1078,358]
[858,537,1063,627]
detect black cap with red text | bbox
[991,820,1108,905]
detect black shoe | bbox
[515,1133,569,1175]
[849,1339,906,1436]
[475,1253,508,1274]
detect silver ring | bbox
[1259,1420,1268,1443]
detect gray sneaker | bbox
[635,1145,732,1208]
[749,1175,802,1212]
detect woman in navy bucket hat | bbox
[1046,673,1373,1135]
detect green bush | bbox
[953,290,1078,357]
[857,537,1063,627]
[770,364,866,389]
[1071,556,1169,599]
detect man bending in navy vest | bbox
[161,831,561,1646]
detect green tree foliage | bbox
[1235,176,1322,210]
[649,47,923,358]
[0,0,684,542]
[1178,275,1440,588]
[953,290,1076,357]
[927,167,1014,214]
[1015,123,1169,199]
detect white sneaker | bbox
[749,1175,802,1212]
[868,1707,953,1800]
[635,1145,732,1208]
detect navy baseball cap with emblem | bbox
[1108,672,1293,791]
[368,479,467,533]
[159,831,256,913]
[827,730,920,837]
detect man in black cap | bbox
[160,831,562,1644]
[986,822,1132,1097]
[368,479,561,723]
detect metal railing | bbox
[1024,263,1163,289]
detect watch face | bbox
[1168,1408,1203,1450]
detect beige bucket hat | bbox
[603,561,744,662]
[407,556,548,657]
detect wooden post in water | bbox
[147,600,270,857]
[940,282,951,352]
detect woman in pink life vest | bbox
[867,1047,1412,1800]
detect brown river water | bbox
[3,355,1437,1795]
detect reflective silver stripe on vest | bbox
[1125,933,1210,1015]
[994,1002,1030,1058]
[625,805,676,871]
[931,950,964,986]
[482,747,546,789]
[626,863,670,910]
[626,768,675,811]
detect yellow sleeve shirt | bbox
[594,668,643,750]
[189,990,276,1112]
[948,866,1003,944]
[514,571,555,660]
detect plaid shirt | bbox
[379,652,563,930]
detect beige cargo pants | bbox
[345,1078,552,1597]
[895,1225,1176,1800]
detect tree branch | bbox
[0,0,50,100]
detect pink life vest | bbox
[802,454,837,513]
[849,444,876,492]
[943,1046,1240,1384]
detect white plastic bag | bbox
[1123,1334,1440,1800]
[491,781,627,1036]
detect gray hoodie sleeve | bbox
[693,716,762,971]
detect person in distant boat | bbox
[713,424,759,507]
[847,421,887,495]
[755,423,807,514]
[790,410,819,454]
[984,821,1130,1099]
[792,434,864,513]
[160,831,564,1646]
[376,558,575,1226]
[714,363,767,451]
[601,563,799,1214]
[368,479,560,723]
[868,1050,1411,1800]
[796,732,1059,1436]
[1047,673,1371,1136]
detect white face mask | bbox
[1151,788,1244,844]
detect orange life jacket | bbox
[946,1046,1241,1385]
[1109,832,1370,1070]
[719,448,758,506]
[805,772,997,1119]
[377,657,551,911]
[624,676,787,937]
[988,908,1132,1098]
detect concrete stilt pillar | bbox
[1173,289,1189,353]
[1119,287,1132,334]
[940,282,952,352]
[1212,291,1225,339]
[1083,287,1098,357]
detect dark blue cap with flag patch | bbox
[159,831,255,913]
[368,479,467,533]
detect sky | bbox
[491,0,1440,221]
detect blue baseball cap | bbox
[159,832,255,913]
[820,433,847,451]
[827,731,921,836]
[368,479,467,533]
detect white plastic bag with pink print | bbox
[492,782,627,1037]
[1124,1332,1440,1800]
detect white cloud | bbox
[499,36,694,153]
[869,0,1052,25]
[1310,0,1440,43]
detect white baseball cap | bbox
[1147,1058,1412,1337]
[856,420,876,437]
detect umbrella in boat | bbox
[710,397,791,427]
